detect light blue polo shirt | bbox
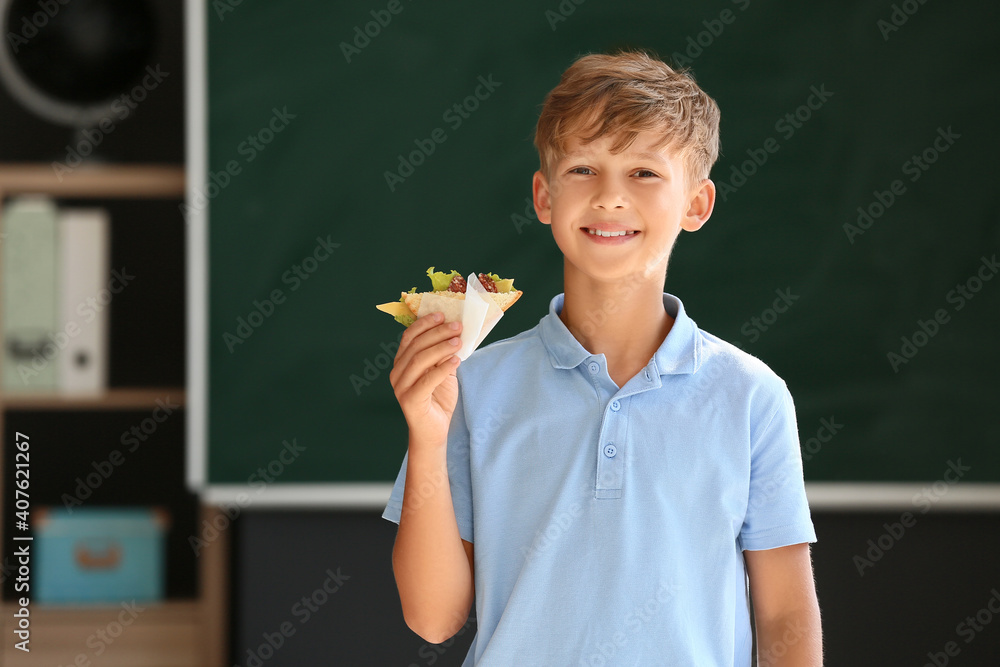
[383,293,816,666]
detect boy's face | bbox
[532,130,715,286]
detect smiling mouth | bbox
[585,229,638,238]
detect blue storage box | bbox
[35,507,169,604]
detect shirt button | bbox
[588,361,600,374]
[604,444,617,458]
[610,400,621,412]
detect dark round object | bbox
[6,0,155,104]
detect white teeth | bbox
[587,229,636,237]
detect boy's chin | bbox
[560,243,673,282]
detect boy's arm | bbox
[744,543,823,666]
[392,434,475,643]
[389,313,475,644]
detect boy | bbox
[382,50,822,666]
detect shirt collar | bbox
[538,293,702,375]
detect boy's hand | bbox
[390,312,463,445]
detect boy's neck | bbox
[559,268,674,388]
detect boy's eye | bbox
[634,169,658,178]
[568,166,594,175]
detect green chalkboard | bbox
[206,1,1000,485]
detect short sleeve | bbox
[381,377,475,544]
[738,381,816,551]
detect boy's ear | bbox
[532,170,552,225]
[681,178,716,232]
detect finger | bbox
[401,353,461,409]
[393,334,463,399]
[394,318,461,379]
[392,319,462,383]
[394,331,462,393]
[396,312,445,360]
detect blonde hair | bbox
[533,49,720,189]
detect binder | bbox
[1,196,59,391]
[58,208,110,393]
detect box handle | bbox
[75,542,122,569]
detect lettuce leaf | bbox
[424,267,516,293]
[426,266,461,292]
[395,289,416,326]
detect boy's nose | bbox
[591,179,629,209]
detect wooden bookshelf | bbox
[0,164,228,666]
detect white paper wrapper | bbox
[415,273,504,360]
